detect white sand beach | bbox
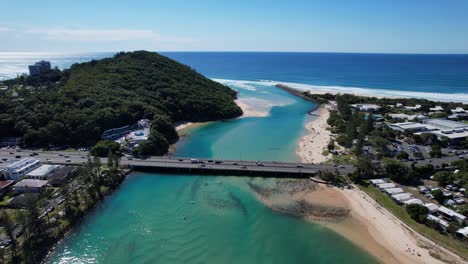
[326,186,466,264]
[250,178,465,264]
[297,104,333,164]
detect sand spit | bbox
[235,99,269,117]
[297,104,333,164]
[248,179,465,264]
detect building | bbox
[448,113,468,120]
[404,105,422,110]
[26,164,61,180]
[427,214,450,231]
[351,104,381,111]
[0,180,14,195]
[423,119,468,143]
[429,106,444,112]
[3,158,41,181]
[456,226,468,240]
[424,203,439,213]
[388,122,435,133]
[403,198,423,206]
[28,60,51,76]
[451,107,467,114]
[101,125,135,140]
[384,187,404,195]
[388,114,428,122]
[437,206,466,225]
[391,193,412,203]
[377,183,396,190]
[48,166,78,186]
[369,179,386,185]
[423,119,468,131]
[388,119,468,144]
[13,179,48,193]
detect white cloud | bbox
[0,27,13,32]
[7,27,192,45]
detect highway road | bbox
[1,148,464,177]
[0,149,355,176]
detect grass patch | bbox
[0,195,11,206]
[359,184,468,259]
[322,150,329,156]
[326,154,355,164]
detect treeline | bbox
[303,91,466,113]
[327,94,376,153]
[0,155,124,263]
[0,51,242,155]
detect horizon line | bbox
[0,50,468,56]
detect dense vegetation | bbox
[0,51,242,155]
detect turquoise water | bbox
[47,83,378,264]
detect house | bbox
[437,206,466,225]
[451,107,467,114]
[26,164,61,180]
[456,226,468,240]
[48,166,78,186]
[403,198,423,206]
[384,187,404,195]
[424,203,439,213]
[3,158,41,181]
[28,60,51,76]
[427,214,450,231]
[429,106,444,112]
[369,179,386,185]
[392,193,412,203]
[351,104,381,111]
[377,183,396,190]
[388,114,428,121]
[0,180,14,195]
[13,179,48,193]
[404,104,422,110]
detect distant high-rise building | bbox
[28,60,52,76]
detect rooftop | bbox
[0,180,14,189]
[424,119,468,130]
[438,206,466,220]
[14,179,48,188]
[6,158,39,170]
[27,164,60,177]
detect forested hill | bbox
[0,51,242,155]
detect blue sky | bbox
[1,0,468,53]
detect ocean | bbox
[1,51,468,102]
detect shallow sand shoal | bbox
[234,99,269,117]
[248,179,465,264]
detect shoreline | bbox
[248,179,465,264]
[296,104,332,164]
[276,83,395,99]
[272,83,466,263]
[328,186,465,264]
